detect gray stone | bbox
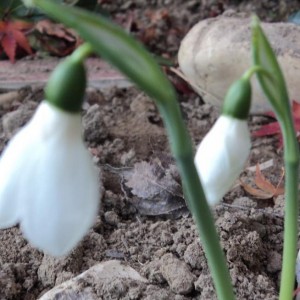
[160,253,195,295]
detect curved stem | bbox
[242,65,273,82]
[71,43,94,63]
[159,101,235,300]
[279,113,299,300]
[251,19,300,299]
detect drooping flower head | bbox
[0,52,100,256]
[194,77,252,205]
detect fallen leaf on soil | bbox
[246,159,273,172]
[136,8,170,44]
[252,100,300,147]
[240,164,284,199]
[123,157,187,216]
[34,19,81,56]
[169,67,199,95]
[0,20,33,63]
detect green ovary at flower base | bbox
[0,46,100,256]
[195,77,252,205]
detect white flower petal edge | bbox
[0,126,36,228]
[194,115,251,205]
[0,101,100,256]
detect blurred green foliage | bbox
[0,0,99,21]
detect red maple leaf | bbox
[0,20,33,63]
[252,100,300,147]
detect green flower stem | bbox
[279,113,299,300]
[159,101,235,300]
[71,43,94,63]
[242,65,273,82]
[251,19,300,299]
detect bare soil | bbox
[0,1,300,299]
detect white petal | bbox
[0,122,37,228]
[0,101,72,228]
[0,101,100,256]
[19,102,99,256]
[21,142,99,256]
[195,115,250,205]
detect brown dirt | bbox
[0,1,300,300]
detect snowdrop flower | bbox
[0,55,100,256]
[195,78,252,205]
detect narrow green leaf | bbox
[251,16,289,114]
[34,0,176,104]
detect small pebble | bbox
[104,211,120,226]
[160,253,195,295]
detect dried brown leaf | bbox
[123,159,186,216]
[125,161,181,199]
[240,180,274,199]
[240,164,284,199]
[35,20,76,42]
[254,164,278,195]
[34,20,81,56]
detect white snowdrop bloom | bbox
[0,101,100,256]
[194,115,251,205]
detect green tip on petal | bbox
[222,78,251,120]
[45,56,86,113]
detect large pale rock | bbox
[39,260,147,300]
[178,16,300,113]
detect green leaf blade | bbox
[251,16,289,115]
